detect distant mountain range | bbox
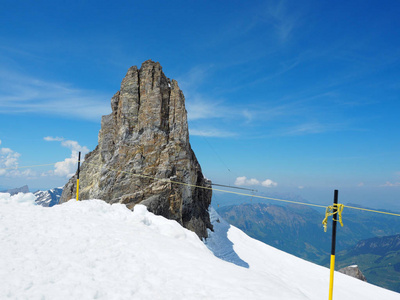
[34,188,63,207]
[217,202,400,293]
[1,185,29,195]
[1,185,62,207]
[333,234,400,292]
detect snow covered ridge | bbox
[1,193,399,300]
[34,187,63,207]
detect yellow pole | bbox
[328,190,339,300]
[329,254,336,300]
[76,152,81,201]
[76,178,80,201]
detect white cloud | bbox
[0,143,37,178]
[61,140,89,153]
[357,182,365,187]
[235,176,277,188]
[44,137,90,178]
[44,136,89,153]
[0,138,89,179]
[234,176,245,185]
[261,179,278,187]
[0,147,20,170]
[54,154,80,178]
[234,177,246,185]
[247,178,260,185]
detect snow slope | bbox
[0,193,398,300]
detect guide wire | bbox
[1,163,58,170]
[3,161,400,218]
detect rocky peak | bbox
[59,60,212,239]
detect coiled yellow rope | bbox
[322,203,344,232]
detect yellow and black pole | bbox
[76,151,81,201]
[328,189,339,300]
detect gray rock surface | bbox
[338,265,367,282]
[59,60,212,239]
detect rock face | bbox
[338,265,367,282]
[59,60,212,239]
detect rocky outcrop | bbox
[338,265,367,282]
[59,60,212,239]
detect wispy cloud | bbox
[178,65,214,92]
[263,0,301,42]
[177,65,247,138]
[280,122,329,136]
[189,129,236,138]
[43,136,64,142]
[0,68,110,121]
[177,65,232,122]
[380,182,400,187]
[186,96,228,121]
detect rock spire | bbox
[59,60,212,239]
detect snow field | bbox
[0,193,399,299]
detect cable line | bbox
[3,160,400,218]
[343,205,400,217]
[1,163,58,170]
[211,183,257,192]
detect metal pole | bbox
[76,152,81,201]
[328,189,339,300]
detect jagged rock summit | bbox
[60,60,212,239]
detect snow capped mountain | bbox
[0,192,399,299]
[34,187,63,207]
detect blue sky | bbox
[0,0,399,210]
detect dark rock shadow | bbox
[204,207,249,268]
